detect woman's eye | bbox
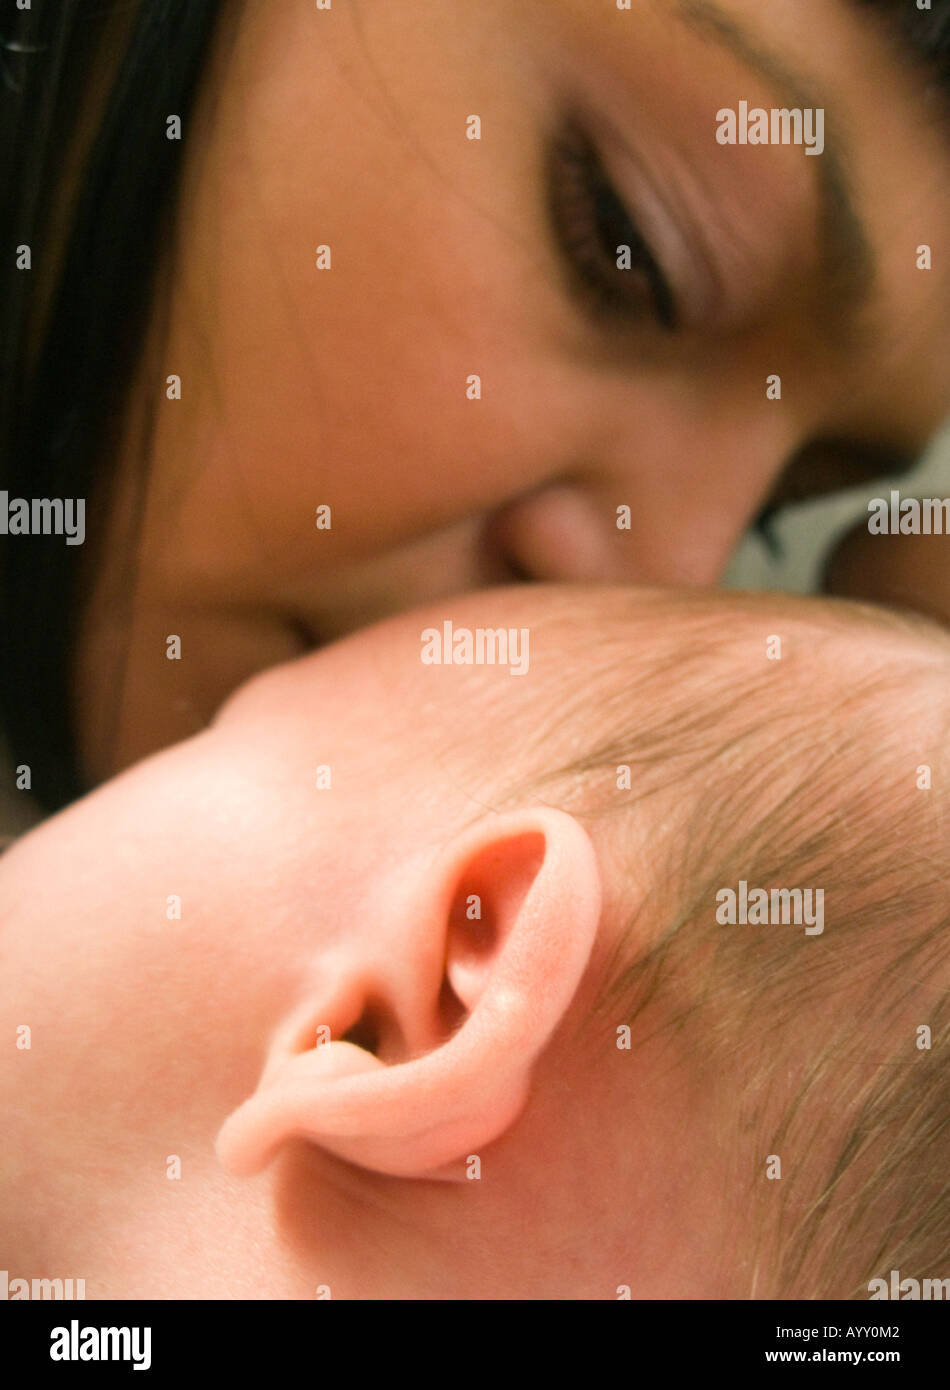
[547,122,677,332]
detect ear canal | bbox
[215,808,602,1180]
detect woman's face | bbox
[77,0,950,779]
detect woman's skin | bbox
[75,0,950,783]
[827,527,950,627]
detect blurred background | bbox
[726,423,950,592]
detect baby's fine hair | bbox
[492,588,950,1298]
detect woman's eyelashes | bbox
[547,121,678,332]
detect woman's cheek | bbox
[825,524,950,628]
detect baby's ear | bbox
[215,807,602,1179]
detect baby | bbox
[1,584,948,1300]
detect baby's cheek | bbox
[0,751,278,1139]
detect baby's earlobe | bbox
[214,1017,530,1182]
[215,1041,386,1177]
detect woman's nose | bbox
[484,475,764,588]
[484,484,625,584]
[484,386,809,587]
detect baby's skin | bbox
[1,585,947,1299]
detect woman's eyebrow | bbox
[671,0,877,338]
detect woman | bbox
[2,0,949,810]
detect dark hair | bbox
[2,1,950,813]
[0,0,223,810]
[858,0,950,87]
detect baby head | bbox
[2,585,948,1299]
